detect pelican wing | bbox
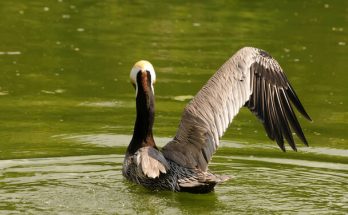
[134,146,170,178]
[162,47,311,171]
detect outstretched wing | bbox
[162,47,311,171]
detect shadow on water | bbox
[121,183,224,214]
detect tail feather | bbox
[178,172,231,193]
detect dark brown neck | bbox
[127,71,156,154]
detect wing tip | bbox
[248,52,312,153]
[304,114,313,122]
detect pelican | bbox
[123,47,311,193]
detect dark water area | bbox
[0,0,347,214]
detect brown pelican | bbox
[123,47,311,193]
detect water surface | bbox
[0,0,347,214]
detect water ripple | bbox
[0,152,346,214]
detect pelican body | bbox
[122,47,311,193]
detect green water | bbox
[1,0,347,214]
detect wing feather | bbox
[248,51,312,150]
[134,146,170,178]
[162,47,311,171]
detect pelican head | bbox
[127,60,157,155]
[130,60,156,93]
